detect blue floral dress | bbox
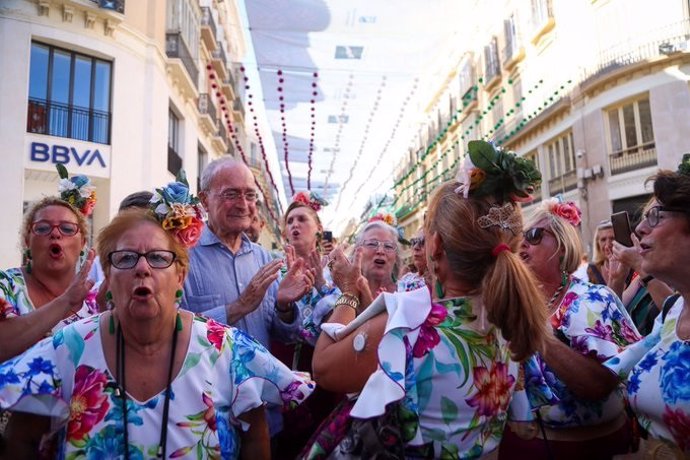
[0,314,314,459]
[512,277,641,427]
[350,288,518,458]
[606,296,690,452]
[0,268,98,332]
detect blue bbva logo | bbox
[30,142,107,168]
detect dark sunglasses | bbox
[523,227,552,246]
[410,237,425,248]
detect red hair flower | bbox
[548,199,582,226]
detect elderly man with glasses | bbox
[181,157,313,437]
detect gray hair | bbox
[200,156,244,192]
[355,220,402,280]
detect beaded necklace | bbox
[546,278,570,313]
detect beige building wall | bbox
[0,0,250,266]
[394,0,690,258]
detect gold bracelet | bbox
[334,293,359,313]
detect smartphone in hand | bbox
[611,211,634,247]
[323,230,333,243]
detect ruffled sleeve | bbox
[0,335,69,422]
[349,287,431,419]
[228,327,314,423]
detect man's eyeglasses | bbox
[362,239,397,253]
[31,221,80,237]
[215,189,259,202]
[643,205,686,228]
[523,227,553,246]
[109,250,177,269]
[410,237,425,249]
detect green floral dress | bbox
[350,288,518,458]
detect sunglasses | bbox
[410,237,425,248]
[523,227,553,246]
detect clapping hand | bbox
[238,259,283,314]
[277,258,315,307]
[328,247,363,298]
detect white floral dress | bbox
[0,314,314,459]
[350,288,518,458]
[606,296,690,452]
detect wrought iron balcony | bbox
[27,98,111,144]
[166,32,199,87]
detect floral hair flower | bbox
[292,191,329,212]
[368,212,397,227]
[546,197,582,227]
[56,164,97,217]
[149,170,205,248]
[454,140,541,203]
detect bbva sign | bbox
[30,142,107,168]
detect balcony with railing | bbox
[548,169,577,195]
[27,98,111,144]
[212,125,229,153]
[609,144,657,175]
[233,97,245,123]
[198,93,218,134]
[200,7,218,51]
[483,38,501,90]
[530,0,555,45]
[502,31,524,70]
[222,71,237,101]
[166,33,199,96]
[581,19,690,90]
[211,46,228,81]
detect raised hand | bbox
[329,247,363,297]
[237,259,283,314]
[307,249,326,290]
[277,258,315,306]
[62,249,96,314]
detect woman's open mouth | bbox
[48,244,63,259]
[373,258,386,266]
[132,286,152,299]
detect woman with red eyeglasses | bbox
[0,195,96,363]
[0,168,97,367]
[500,198,641,459]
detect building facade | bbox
[0,0,252,267]
[394,0,690,256]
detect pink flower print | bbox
[412,303,448,358]
[67,365,110,442]
[206,318,226,351]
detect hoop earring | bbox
[24,249,32,274]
